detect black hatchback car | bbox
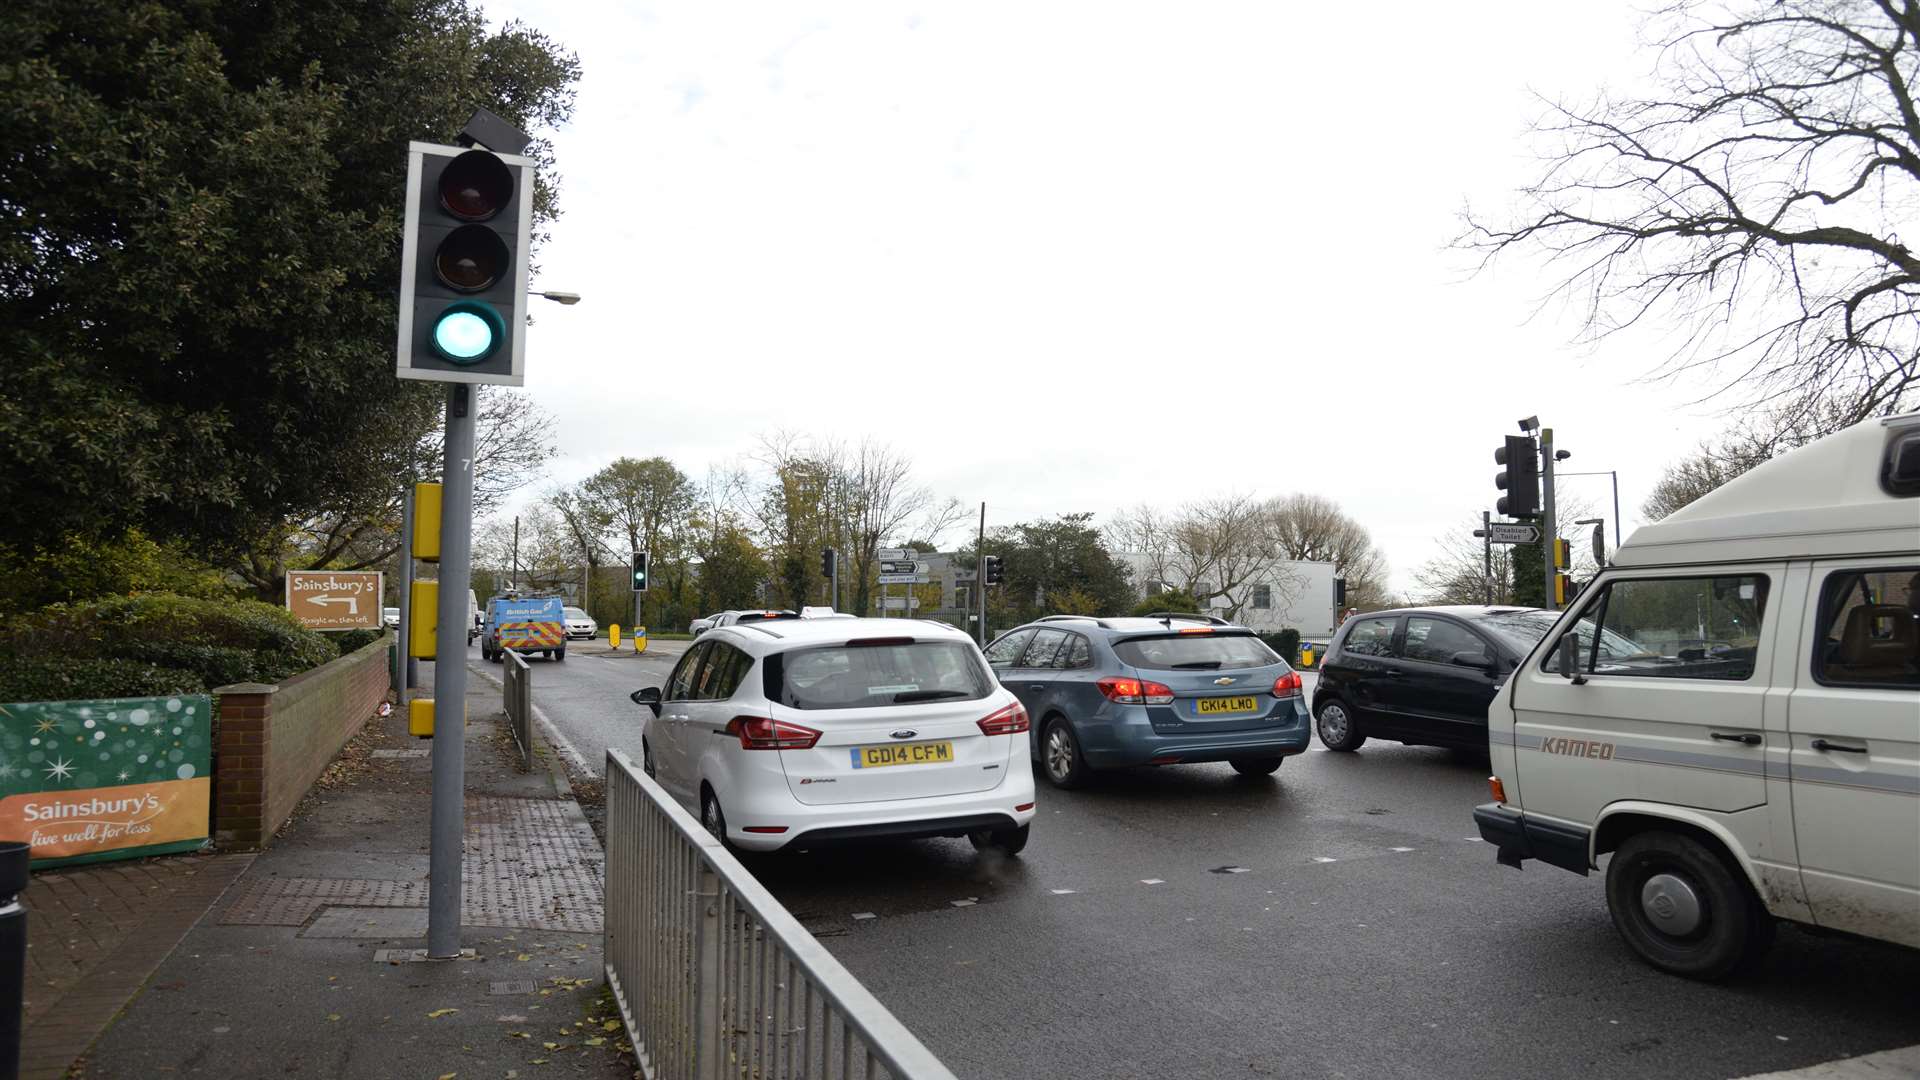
[1310,605,1557,753]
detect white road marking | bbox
[1391,846,1415,853]
[851,912,876,920]
[1312,857,1338,863]
[1730,1044,1920,1079]
[1049,888,1076,895]
[1140,878,1165,885]
[950,898,977,908]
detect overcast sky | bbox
[490,0,1733,595]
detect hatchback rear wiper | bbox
[892,689,971,703]
[1170,661,1222,670]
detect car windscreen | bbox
[1112,633,1282,671]
[564,608,587,619]
[768,641,994,710]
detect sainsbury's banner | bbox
[0,695,213,867]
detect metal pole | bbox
[511,516,519,589]
[976,502,987,646]
[399,486,416,692]
[831,550,839,612]
[428,383,476,959]
[1611,470,1622,562]
[1540,427,1559,608]
[1482,509,1492,605]
[0,841,27,1080]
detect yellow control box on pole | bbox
[409,580,438,659]
[1554,573,1574,606]
[408,698,465,738]
[411,482,443,562]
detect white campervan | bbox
[1476,412,1920,979]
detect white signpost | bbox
[1488,523,1542,545]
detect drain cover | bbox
[489,980,537,995]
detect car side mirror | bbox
[1556,636,1587,685]
[630,687,662,715]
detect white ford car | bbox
[630,618,1036,854]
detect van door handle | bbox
[1709,732,1761,746]
[1029,685,1047,692]
[1810,738,1868,754]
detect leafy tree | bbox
[1129,588,1203,617]
[967,514,1134,624]
[697,527,768,614]
[0,1,580,565]
[1464,0,1920,428]
[580,457,696,623]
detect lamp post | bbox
[1557,470,1622,563]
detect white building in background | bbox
[1114,552,1340,640]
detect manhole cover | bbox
[489,980,537,995]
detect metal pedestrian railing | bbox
[503,650,532,771]
[604,748,958,1080]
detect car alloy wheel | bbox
[701,789,727,843]
[1315,700,1364,751]
[1043,718,1087,789]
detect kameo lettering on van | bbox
[1536,737,1615,760]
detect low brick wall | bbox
[210,636,392,849]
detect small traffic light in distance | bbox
[631,552,649,593]
[1554,538,1572,570]
[1334,578,1347,607]
[982,555,1003,586]
[1495,435,1540,518]
[821,548,835,576]
[396,141,534,386]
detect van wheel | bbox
[1605,830,1773,980]
[968,823,1030,856]
[1315,699,1365,751]
[1041,717,1089,790]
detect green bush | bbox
[1258,629,1303,665]
[0,594,338,702]
[0,657,206,703]
[1130,589,1204,617]
[330,628,387,655]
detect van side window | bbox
[1814,567,1920,688]
[1550,575,1769,681]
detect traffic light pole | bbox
[398,486,417,692]
[1481,510,1492,605]
[977,502,988,646]
[428,383,476,960]
[1540,427,1559,609]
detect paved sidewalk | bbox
[20,854,253,1080]
[74,662,632,1079]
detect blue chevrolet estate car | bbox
[983,613,1310,787]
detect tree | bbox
[1130,587,1203,617]
[1464,0,1920,429]
[1257,495,1391,612]
[969,515,1134,625]
[581,457,695,622]
[1642,401,1844,519]
[1,2,580,572]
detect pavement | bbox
[524,652,1920,1080]
[60,658,633,1080]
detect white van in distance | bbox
[1476,412,1920,979]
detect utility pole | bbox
[1480,510,1492,604]
[511,515,520,590]
[1540,427,1559,608]
[831,551,840,613]
[428,383,476,960]
[976,502,988,646]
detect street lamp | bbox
[536,290,581,305]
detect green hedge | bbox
[0,594,339,703]
[1257,629,1303,665]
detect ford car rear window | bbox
[767,641,994,710]
[1112,634,1282,671]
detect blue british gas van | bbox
[481,595,567,662]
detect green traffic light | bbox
[431,302,504,364]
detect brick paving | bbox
[20,853,252,1080]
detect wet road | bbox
[527,642,1920,1080]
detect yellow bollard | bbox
[609,624,621,650]
[1301,647,1315,667]
[633,626,648,654]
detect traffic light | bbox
[1553,573,1575,607]
[982,555,1003,586]
[821,548,836,576]
[396,141,534,386]
[631,552,649,593]
[1553,538,1572,570]
[1495,435,1540,518]
[1334,578,1347,607]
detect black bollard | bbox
[0,841,28,1080]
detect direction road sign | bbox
[877,573,930,585]
[1487,523,1542,545]
[879,560,928,575]
[876,548,911,561]
[286,571,385,631]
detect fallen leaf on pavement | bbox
[516,954,532,962]
[326,1014,341,1022]
[427,1008,459,1019]
[585,1037,604,1047]
[602,1020,619,1032]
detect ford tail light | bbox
[1097,677,1176,705]
[1272,672,1303,699]
[978,702,1030,736]
[725,716,821,750]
